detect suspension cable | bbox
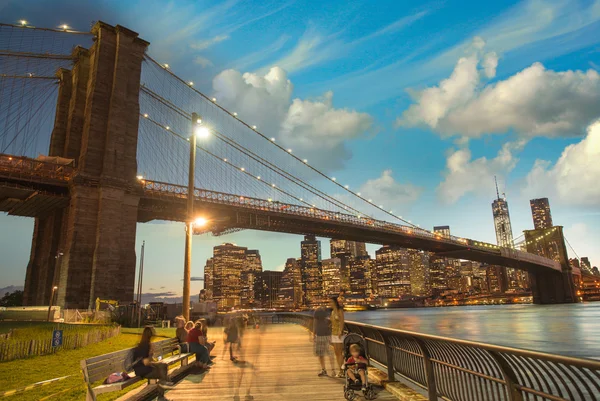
[142,55,418,228]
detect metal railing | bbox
[273,313,600,401]
[0,153,74,183]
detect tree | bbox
[0,290,23,307]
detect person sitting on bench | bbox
[132,327,174,392]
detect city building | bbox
[375,245,411,298]
[301,235,322,305]
[241,249,263,307]
[408,250,431,296]
[349,256,370,297]
[204,258,213,299]
[322,258,342,296]
[254,270,283,308]
[581,257,592,273]
[212,243,247,309]
[433,226,451,238]
[491,178,516,292]
[276,258,303,308]
[429,256,448,295]
[486,265,508,293]
[530,198,553,230]
[330,239,368,258]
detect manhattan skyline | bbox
[1,0,599,301]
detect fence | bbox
[0,326,120,362]
[62,309,111,324]
[273,313,600,401]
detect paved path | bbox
[165,324,396,401]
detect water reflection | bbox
[349,303,600,359]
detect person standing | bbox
[330,296,345,378]
[312,306,333,376]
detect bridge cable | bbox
[139,86,372,217]
[142,55,419,229]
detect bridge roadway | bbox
[0,153,560,274]
[162,323,396,401]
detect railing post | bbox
[489,351,524,401]
[382,333,396,382]
[414,337,438,401]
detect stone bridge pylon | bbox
[24,22,148,309]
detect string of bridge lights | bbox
[523,227,559,246]
[139,111,511,252]
[5,20,91,35]
[149,55,423,230]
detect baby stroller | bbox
[343,333,376,400]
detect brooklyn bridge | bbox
[0,21,579,310]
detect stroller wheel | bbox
[344,389,355,400]
[365,388,376,400]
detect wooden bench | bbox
[81,337,192,401]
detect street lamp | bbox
[47,286,58,322]
[182,113,208,320]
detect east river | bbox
[347,303,600,359]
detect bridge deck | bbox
[165,324,396,400]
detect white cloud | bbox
[194,56,213,68]
[438,141,525,204]
[524,120,600,207]
[190,35,229,51]
[359,170,422,208]
[212,67,372,170]
[398,39,600,138]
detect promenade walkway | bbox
[164,324,396,400]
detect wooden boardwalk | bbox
[164,324,396,401]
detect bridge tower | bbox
[23,22,149,309]
[524,226,577,304]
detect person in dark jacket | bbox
[132,327,173,392]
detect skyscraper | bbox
[241,250,263,307]
[375,246,411,298]
[254,270,283,308]
[492,179,514,248]
[408,250,431,296]
[277,258,303,308]
[301,235,322,305]
[322,258,342,296]
[204,258,214,298]
[212,243,247,309]
[491,178,515,292]
[530,198,553,230]
[330,239,368,258]
[349,256,370,297]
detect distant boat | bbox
[344,304,368,312]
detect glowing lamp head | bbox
[194,217,208,227]
[195,126,210,138]
[20,20,27,25]
[189,81,194,86]
[61,24,68,30]
[53,286,58,290]
[136,175,143,180]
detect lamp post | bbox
[183,113,209,320]
[47,286,58,321]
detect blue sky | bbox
[1,0,600,300]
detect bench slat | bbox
[93,376,142,395]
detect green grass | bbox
[0,328,175,401]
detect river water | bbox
[347,303,600,359]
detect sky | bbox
[1,0,600,302]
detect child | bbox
[346,344,368,391]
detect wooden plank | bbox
[166,324,397,401]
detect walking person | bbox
[131,327,174,397]
[223,315,240,362]
[330,296,345,377]
[312,305,334,376]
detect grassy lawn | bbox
[0,328,174,401]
